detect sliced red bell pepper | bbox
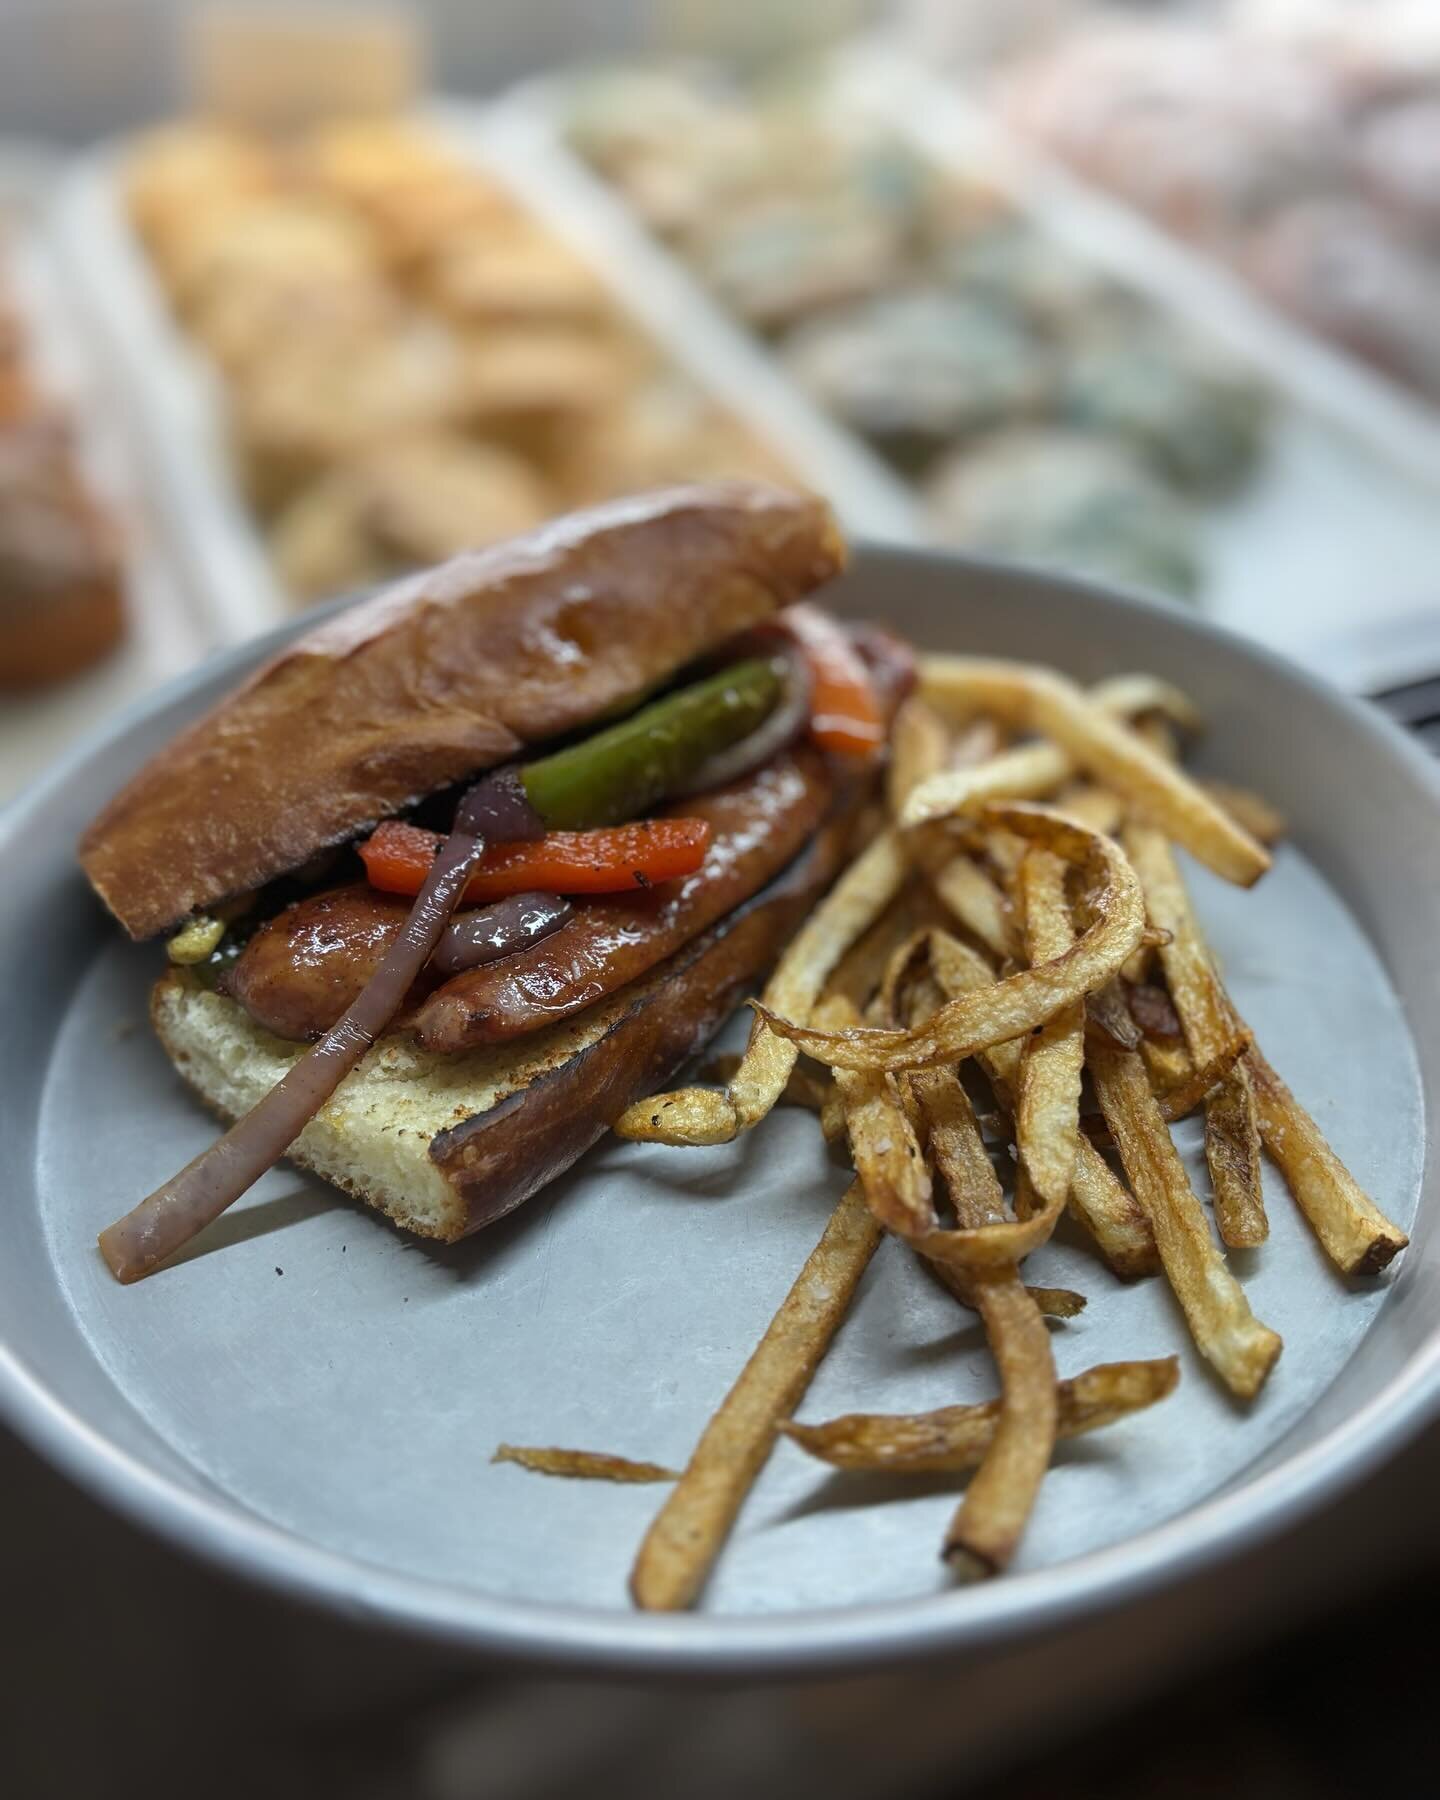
[359,817,712,904]
[779,601,886,758]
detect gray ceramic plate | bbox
[3,547,1438,1678]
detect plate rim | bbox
[4,544,1439,1677]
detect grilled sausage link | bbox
[415,747,831,1051]
[222,747,830,1045]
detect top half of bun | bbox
[80,481,846,939]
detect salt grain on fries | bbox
[782,1359,1180,1474]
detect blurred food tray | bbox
[1,162,204,807]
[44,110,915,649]
[537,50,1440,666]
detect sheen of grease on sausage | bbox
[222,747,831,1046]
[416,747,831,1051]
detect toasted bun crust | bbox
[150,813,848,1242]
[82,482,844,939]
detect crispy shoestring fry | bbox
[887,695,953,821]
[946,1270,1057,1576]
[1201,778,1287,847]
[494,1445,677,1483]
[1124,822,1268,1248]
[827,882,948,1011]
[912,1064,1059,1574]
[1123,826,1234,1061]
[929,1259,1087,1319]
[1089,1039,1281,1400]
[926,929,1158,1279]
[782,1358,1180,1473]
[886,969,1058,1579]
[1084,1031,1258,1148]
[1141,1033,1194,1090]
[820,993,936,1237]
[630,1180,881,1611]
[906,672,1203,822]
[754,805,1144,1074]
[1247,1046,1408,1276]
[614,828,908,1145]
[911,660,1268,886]
[1016,849,1085,1209]
[1205,1060,1268,1249]
[931,853,1013,958]
[1055,785,1125,836]
[696,1053,830,1114]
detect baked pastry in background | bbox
[268,430,550,599]
[0,413,125,689]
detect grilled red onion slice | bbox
[672,648,810,798]
[433,891,571,976]
[98,769,543,1284]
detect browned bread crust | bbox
[81,481,844,940]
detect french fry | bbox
[1140,1034,1194,1091]
[931,852,1013,959]
[1016,849,1085,1209]
[1124,823,1268,1249]
[1204,1058,1267,1249]
[887,695,953,820]
[755,805,1144,1073]
[1247,1046,1409,1276]
[945,1270,1057,1576]
[1201,778,1287,847]
[1123,826,1233,1058]
[905,672,1203,822]
[697,1053,830,1113]
[930,1261,1087,1319]
[821,993,936,1238]
[1054,784,1125,836]
[911,660,1268,886]
[826,881,949,1012]
[494,1446,677,1483]
[782,1358,1180,1473]
[615,828,908,1144]
[630,1179,881,1611]
[1089,1040,1282,1400]
[901,1004,1057,1578]
[927,929,1159,1279]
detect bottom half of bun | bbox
[150,811,853,1244]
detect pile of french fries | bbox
[500,657,1409,1610]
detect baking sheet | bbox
[2,556,1426,1652]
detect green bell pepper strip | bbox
[519,656,785,831]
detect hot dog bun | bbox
[149,812,848,1242]
[81,481,844,941]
